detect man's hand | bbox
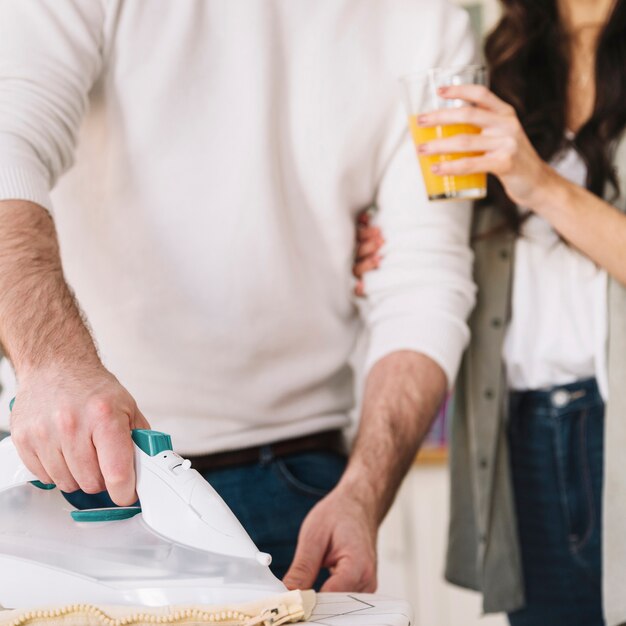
[284,351,447,591]
[283,485,377,592]
[0,200,148,505]
[10,364,150,505]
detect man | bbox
[0,0,475,591]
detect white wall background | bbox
[454,0,501,33]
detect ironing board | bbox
[0,592,413,626]
[306,594,413,626]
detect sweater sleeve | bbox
[0,0,105,213]
[363,7,477,388]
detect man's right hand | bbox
[9,365,150,506]
[0,201,148,506]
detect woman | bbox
[355,1,626,624]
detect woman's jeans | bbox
[64,448,347,588]
[507,378,604,626]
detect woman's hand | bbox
[354,213,384,297]
[417,85,555,208]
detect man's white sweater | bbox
[0,0,476,454]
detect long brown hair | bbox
[485,0,626,231]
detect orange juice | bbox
[408,116,486,201]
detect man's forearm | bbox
[0,200,147,503]
[284,351,446,591]
[0,200,100,376]
[338,350,447,524]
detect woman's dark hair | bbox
[484,0,626,232]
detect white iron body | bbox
[0,434,286,609]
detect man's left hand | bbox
[283,484,378,592]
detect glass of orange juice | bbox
[401,65,488,201]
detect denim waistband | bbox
[509,378,602,415]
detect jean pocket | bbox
[554,409,599,553]
[273,452,346,499]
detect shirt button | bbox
[479,457,488,469]
[484,388,495,400]
[499,249,510,260]
[551,390,571,408]
[491,317,503,329]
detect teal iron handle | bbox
[8,398,156,522]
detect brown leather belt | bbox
[187,429,347,472]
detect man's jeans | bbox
[63,447,347,587]
[507,378,604,626]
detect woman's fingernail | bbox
[431,164,441,174]
[418,144,428,154]
[418,115,428,125]
[438,86,448,95]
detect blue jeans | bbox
[64,447,346,588]
[507,379,604,626]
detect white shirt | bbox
[503,143,609,398]
[0,1,476,454]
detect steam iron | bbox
[0,429,287,609]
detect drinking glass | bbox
[401,65,488,201]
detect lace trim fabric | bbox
[0,590,315,626]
